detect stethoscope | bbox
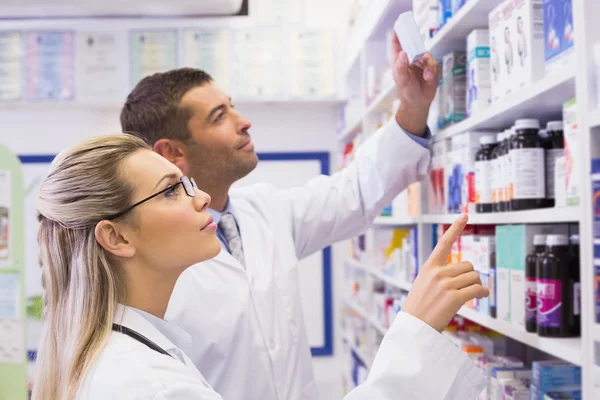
[112,323,173,358]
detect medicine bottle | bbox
[505,127,515,211]
[491,132,503,211]
[537,234,578,337]
[489,246,497,318]
[498,130,511,212]
[475,135,497,213]
[544,121,565,208]
[510,119,546,210]
[569,234,581,336]
[525,234,546,333]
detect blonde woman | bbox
[32,134,487,400]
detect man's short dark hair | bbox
[120,68,213,146]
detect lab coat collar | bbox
[208,197,235,225]
[114,304,192,356]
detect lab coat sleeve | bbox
[282,118,431,259]
[344,312,486,400]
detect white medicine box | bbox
[504,0,545,93]
[544,0,575,71]
[467,29,491,117]
[488,3,509,103]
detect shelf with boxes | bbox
[345,0,413,77]
[421,207,581,225]
[425,0,502,59]
[458,307,582,365]
[372,215,419,226]
[343,297,388,336]
[432,62,576,142]
[340,0,598,395]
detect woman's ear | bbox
[94,220,136,258]
[154,139,188,175]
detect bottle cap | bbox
[546,121,563,132]
[480,135,496,145]
[546,234,569,246]
[533,234,547,246]
[515,119,540,130]
[570,234,580,245]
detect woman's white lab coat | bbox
[77,305,222,399]
[78,305,484,399]
[165,117,485,400]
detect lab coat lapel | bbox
[213,247,246,272]
[233,200,273,276]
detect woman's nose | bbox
[193,188,211,212]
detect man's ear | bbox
[154,139,188,175]
[94,221,136,259]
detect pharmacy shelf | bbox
[338,118,363,142]
[346,258,413,291]
[421,206,581,225]
[344,0,412,76]
[369,268,413,291]
[373,214,419,226]
[342,334,371,367]
[426,0,501,59]
[345,298,388,336]
[365,81,397,116]
[457,307,582,365]
[339,82,396,143]
[588,109,600,128]
[433,63,576,142]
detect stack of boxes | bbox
[413,0,440,42]
[369,227,418,285]
[439,51,467,128]
[467,29,492,117]
[543,0,575,72]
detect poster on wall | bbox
[130,30,178,90]
[76,32,127,102]
[234,28,283,98]
[21,162,47,379]
[289,30,336,97]
[0,170,11,268]
[24,31,75,101]
[0,32,24,101]
[0,319,25,364]
[183,29,231,93]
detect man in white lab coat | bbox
[120,37,472,400]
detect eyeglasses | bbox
[106,176,198,220]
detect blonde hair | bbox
[32,134,150,400]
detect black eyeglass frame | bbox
[106,176,197,220]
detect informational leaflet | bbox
[76,32,125,102]
[289,30,336,97]
[130,30,178,89]
[0,319,25,364]
[0,271,18,319]
[24,31,75,101]
[183,29,231,93]
[0,170,11,268]
[234,28,283,98]
[0,32,24,101]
